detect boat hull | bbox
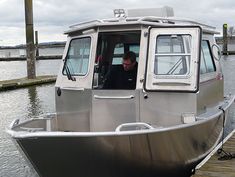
[13,115,223,177]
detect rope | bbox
[217,107,235,160]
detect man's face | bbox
[122,58,136,71]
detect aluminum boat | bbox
[7,6,235,177]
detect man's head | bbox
[122,51,137,71]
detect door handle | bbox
[61,87,85,91]
[94,95,134,99]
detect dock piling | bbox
[223,24,228,55]
[24,0,36,79]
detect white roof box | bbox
[127,6,174,18]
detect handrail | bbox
[212,44,222,61]
[20,127,44,132]
[69,20,103,28]
[115,122,154,132]
[61,87,85,91]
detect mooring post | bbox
[223,23,228,55]
[35,31,39,57]
[24,0,36,79]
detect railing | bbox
[115,122,154,132]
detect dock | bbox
[0,75,56,91]
[193,130,235,177]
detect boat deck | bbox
[193,130,235,177]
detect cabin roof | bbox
[64,16,219,35]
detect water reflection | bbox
[27,86,43,118]
[221,55,235,134]
[0,84,55,177]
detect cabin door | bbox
[90,31,141,132]
[91,90,139,131]
[140,26,201,126]
[144,26,201,92]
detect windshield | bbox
[63,37,91,76]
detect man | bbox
[103,51,138,89]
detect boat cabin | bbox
[55,7,223,132]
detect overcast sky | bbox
[0,0,234,46]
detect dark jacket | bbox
[103,63,138,90]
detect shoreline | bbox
[0,55,62,61]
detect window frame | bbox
[144,26,202,92]
[62,36,92,77]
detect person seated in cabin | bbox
[103,51,138,90]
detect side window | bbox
[129,45,140,62]
[112,44,140,65]
[154,35,191,76]
[112,43,124,65]
[63,37,91,76]
[200,40,216,74]
[200,50,207,74]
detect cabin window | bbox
[63,37,91,76]
[154,35,191,76]
[145,27,201,92]
[200,40,216,74]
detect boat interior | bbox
[93,31,141,89]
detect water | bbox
[0,84,55,177]
[0,60,61,81]
[221,55,235,133]
[0,56,235,177]
[0,60,60,177]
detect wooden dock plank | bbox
[193,130,235,177]
[0,75,56,91]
